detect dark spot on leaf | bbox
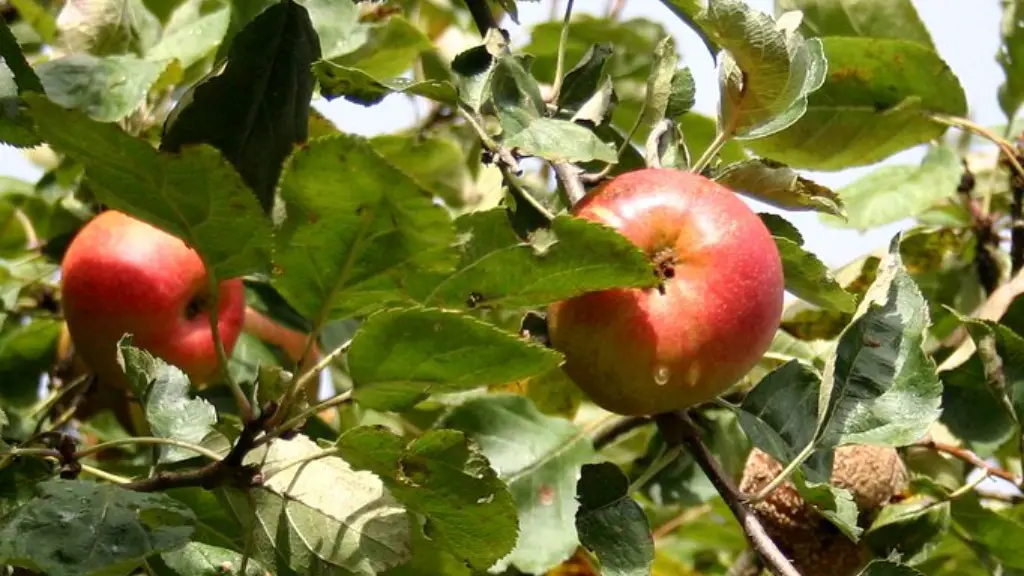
[398,454,430,487]
[466,291,485,308]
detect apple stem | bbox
[275,336,352,429]
[655,411,802,576]
[79,463,131,485]
[546,0,576,106]
[206,276,253,422]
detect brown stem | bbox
[592,415,651,450]
[1010,137,1024,275]
[654,411,801,576]
[915,439,1021,487]
[958,159,1000,294]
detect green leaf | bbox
[817,235,943,447]
[441,395,597,575]
[161,0,321,214]
[698,0,828,138]
[55,0,161,56]
[26,95,273,281]
[164,487,246,552]
[956,317,1024,436]
[822,145,963,231]
[746,37,967,170]
[950,494,1024,570]
[759,212,803,243]
[634,35,680,136]
[794,476,861,539]
[775,236,857,312]
[337,426,518,570]
[349,307,562,411]
[369,134,470,207]
[857,560,927,575]
[556,43,614,113]
[776,0,935,49]
[738,360,822,474]
[313,63,457,106]
[666,68,697,118]
[150,542,269,576]
[117,337,218,464]
[715,157,843,216]
[0,318,61,407]
[0,18,43,147]
[940,354,1016,450]
[301,0,365,60]
[451,40,500,114]
[328,15,430,79]
[0,479,196,576]
[146,0,230,69]
[575,462,654,576]
[998,0,1024,121]
[272,133,457,322]
[223,435,412,575]
[380,519,472,576]
[8,0,57,44]
[35,54,166,123]
[499,108,617,164]
[415,209,657,310]
[865,493,951,561]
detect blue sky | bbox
[0,0,1005,268]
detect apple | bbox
[61,210,245,391]
[546,168,784,416]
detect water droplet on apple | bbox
[654,365,670,386]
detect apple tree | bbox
[0,0,1021,574]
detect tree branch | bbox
[1010,136,1024,275]
[122,403,278,492]
[915,438,1021,487]
[654,411,801,576]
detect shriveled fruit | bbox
[739,446,908,576]
[547,169,784,415]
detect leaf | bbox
[556,43,614,113]
[940,354,1016,450]
[26,95,273,280]
[998,0,1024,121]
[380,519,472,576]
[35,54,166,122]
[117,337,218,464]
[865,493,951,561]
[793,477,861,539]
[822,145,963,231]
[574,463,654,576]
[776,0,935,49]
[635,35,680,137]
[950,495,1024,570]
[415,209,657,310]
[775,236,857,312]
[696,0,828,138]
[328,15,430,79]
[337,426,518,570]
[222,435,412,575]
[816,235,943,447]
[348,307,562,411]
[955,317,1024,435]
[300,0,365,60]
[272,133,457,322]
[441,395,597,574]
[146,0,231,69]
[666,68,697,118]
[0,318,61,407]
[313,63,457,106]
[0,479,195,576]
[451,40,501,114]
[746,37,967,170]
[369,134,469,206]
[0,19,43,147]
[499,109,618,163]
[858,560,927,575]
[150,542,269,576]
[715,157,843,216]
[160,0,321,214]
[55,0,161,56]
[738,360,822,474]
[760,212,803,243]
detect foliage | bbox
[0,0,1022,575]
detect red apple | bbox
[61,210,245,390]
[546,169,784,415]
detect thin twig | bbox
[208,278,253,422]
[931,114,1024,181]
[655,411,801,576]
[651,503,712,540]
[75,436,224,462]
[547,0,576,105]
[915,439,1021,487]
[553,162,588,207]
[256,389,354,448]
[79,464,130,484]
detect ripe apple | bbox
[61,210,245,391]
[546,168,785,415]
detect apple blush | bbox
[546,168,785,416]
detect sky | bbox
[0,0,1007,269]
